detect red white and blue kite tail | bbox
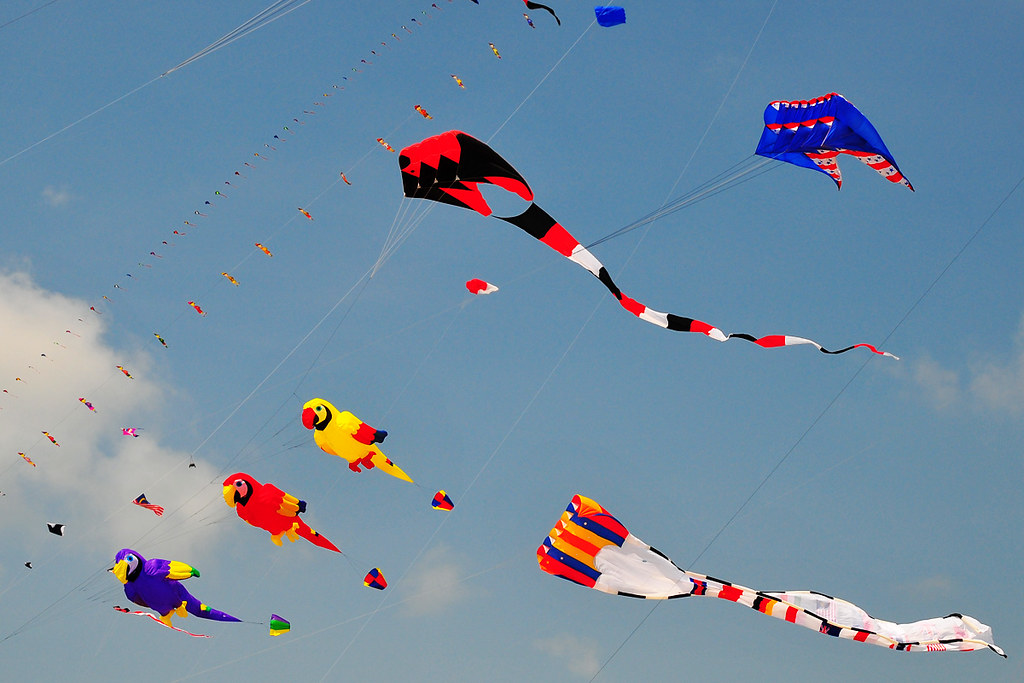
[498,203,896,358]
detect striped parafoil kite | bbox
[755,93,912,191]
[399,130,896,359]
[538,495,1005,657]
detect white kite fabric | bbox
[538,495,1005,657]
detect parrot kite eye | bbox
[234,480,243,488]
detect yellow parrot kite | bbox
[301,398,413,483]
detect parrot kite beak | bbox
[111,560,129,584]
[301,407,317,429]
[222,485,236,507]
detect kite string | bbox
[487,19,596,144]
[587,2,780,680]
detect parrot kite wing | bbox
[399,130,896,360]
[538,495,1006,657]
[755,93,912,190]
[301,398,413,483]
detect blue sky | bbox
[1,1,1022,680]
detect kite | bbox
[122,428,141,438]
[466,278,498,295]
[489,42,502,59]
[538,495,1006,657]
[301,398,413,483]
[133,493,164,517]
[188,301,206,316]
[523,13,535,28]
[363,568,387,590]
[298,207,314,220]
[450,74,465,88]
[113,606,212,638]
[47,523,65,536]
[524,0,560,25]
[340,172,352,185]
[25,562,32,569]
[42,431,59,446]
[755,93,913,191]
[78,397,96,412]
[112,549,241,628]
[221,272,240,286]
[154,333,168,348]
[255,242,273,257]
[377,138,396,152]
[595,6,626,26]
[269,615,291,636]
[222,472,340,552]
[431,490,455,511]
[414,104,433,119]
[116,365,134,378]
[19,452,35,467]
[399,130,896,359]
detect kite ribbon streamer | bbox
[399,131,897,359]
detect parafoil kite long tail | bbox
[539,495,1005,657]
[399,130,897,359]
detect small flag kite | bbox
[19,452,35,467]
[255,243,273,257]
[340,172,352,185]
[269,615,291,636]
[221,273,240,286]
[450,74,465,88]
[466,279,499,295]
[377,138,396,152]
[122,428,141,438]
[187,301,206,316]
[489,42,502,58]
[79,397,97,412]
[133,493,164,517]
[298,208,314,220]
[154,333,168,348]
[42,431,59,446]
[116,365,134,379]
[431,490,455,511]
[364,568,388,590]
[414,104,433,119]
[47,523,65,536]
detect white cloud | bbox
[969,316,1024,415]
[912,355,962,410]
[402,543,472,616]
[534,633,601,679]
[0,270,223,571]
[41,185,72,207]
[910,314,1024,417]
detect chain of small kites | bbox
[0,0,534,641]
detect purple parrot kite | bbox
[111,549,240,629]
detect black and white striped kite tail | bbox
[499,203,898,359]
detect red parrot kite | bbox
[222,472,340,552]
